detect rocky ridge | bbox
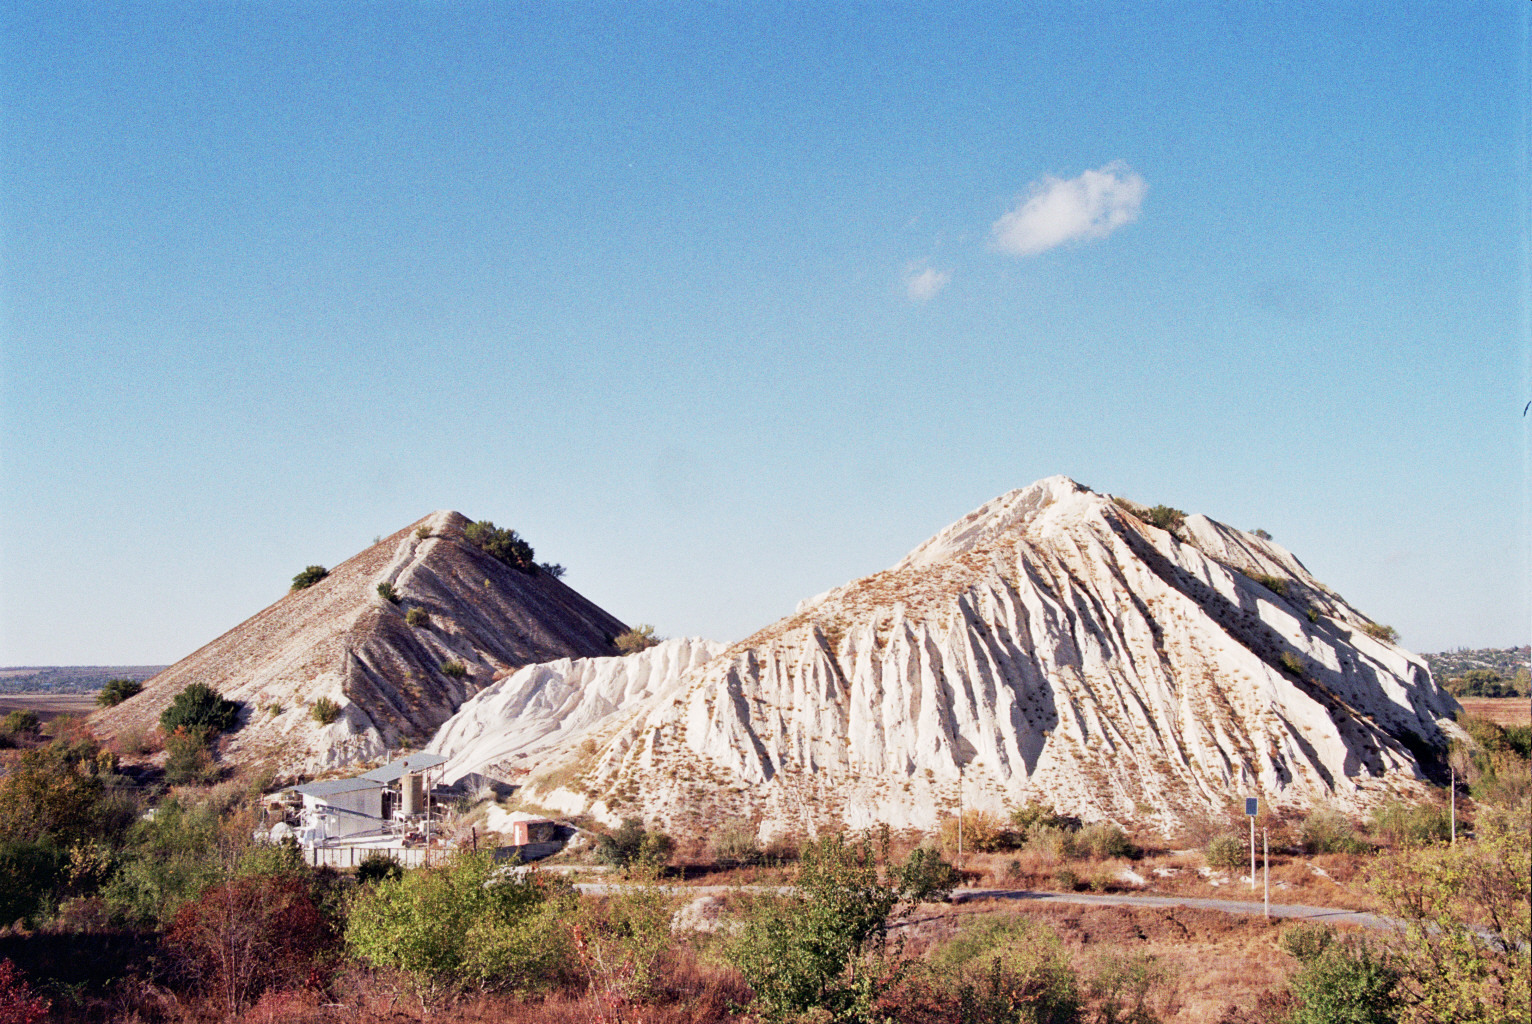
[91,511,628,774]
[431,476,1458,837]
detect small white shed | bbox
[291,777,386,840]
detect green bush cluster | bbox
[310,697,341,726]
[462,520,537,574]
[1204,834,1247,871]
[346,852,574,1002]
[439,660,467,679]
[1369,799,1450,849]
[1,710,41,737]
[376,581,399,603]
[1297,807,1368,855]
[406,607,430,627]
[1250,572,1290,598]
[1143,504,1186,532]
[594,818,676,868]
[1361,622,1400,644]
[96,677,144,708]
[159,683,239,736]
[290,565,329,590]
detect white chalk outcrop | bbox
[430,637,726,787]
[429,477,1458,836]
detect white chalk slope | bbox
[431,477,1457,835]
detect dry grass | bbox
[1456,697,1530,727]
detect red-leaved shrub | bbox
[165,874,336,1014]
[0,959,49,1024]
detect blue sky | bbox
[2,2,1527,664]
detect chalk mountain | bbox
[92,511,628,774]
[431,476,1458,836]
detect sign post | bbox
[1263,828,1269,918]
[1246,797,1258,892]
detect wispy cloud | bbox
[904,264,951,301]
[991,162,1146,256]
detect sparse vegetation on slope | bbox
[290,565,328,590]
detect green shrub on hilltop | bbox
[310,697,341,726]
[463,520,537,574]
[1362,622,1400,645]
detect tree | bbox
[615,624,660,654]
[290,565,329,590]
[463,520,537,573]
[1369,807,1529,1024]
[160,683,239,736]
[726,830,950,1022]
[97,677,144,707]
[345,852,574,1005]
[166,873,336,1015]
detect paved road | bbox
[947,888,1399,931]
[573,882,1399,932]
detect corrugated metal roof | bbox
[292,778,381,797]
[358,752,448,783]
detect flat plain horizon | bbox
[2,3,1528,664]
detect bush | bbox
[1009,802,1076,842]
[345,852,575,1003]
[1085,951,1178,1024]
[1053,867,1080,892]
[376,581,399,603]
[290,565,328,590]
[1279,651,1305,676]
[570,861,678,1004]
[310,697,341,726]
[708,819,763,866]
[415,525,432,540]
[1286,940,1399,1024]
[1205,834,1247,871]
[439,660,467,679]
[615,624,660,654]
[594,818,675,868]
[0,745,112,848]
[160,683,239,736]
[462,520,537,573]
[406,607,429,627]
[1279,922,1336,963]
[1298,808,1367,855]
[355,852,404,885]
[1251,572,1290,598]
[539,562,566,578]
[1075,821,1136,860]
[97,677,144,707]
[939,810,1013,854]
[897,846,960,903]
[0,959,49,1024]
[1370,799,1450,848]
[1143,504,1186,533]
[926,917,1080,1024]
[725,831,918,1022]
[166,873,337,1015]
[1361,622,1400,644]
[0,711,40,737]
[164,727,220,785]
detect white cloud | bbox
[904,265,951,301]
[991,162,1146,256]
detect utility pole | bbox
[1263,828,1269,919]
[956,763,964,869]
[1450,766,1456,845]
